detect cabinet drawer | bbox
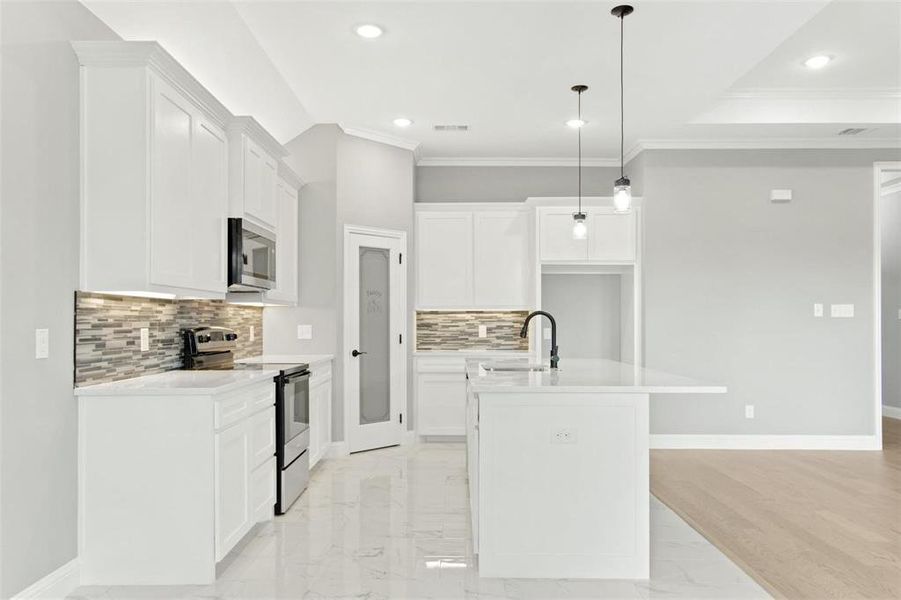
[215,382,274,431]
[416,373,467,436]
[415,357,466,374]
[249,407,276,469]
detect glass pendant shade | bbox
[572,213,588,239]
[613,177,632,214]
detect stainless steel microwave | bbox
[228,218,276,291]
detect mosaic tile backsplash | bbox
[75,292,263,386]
[415,311,530,351]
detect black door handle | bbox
[352,349,367,357]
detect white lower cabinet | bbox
[414,356,468,437]
[308,362,333,468]
[78,379,276,585]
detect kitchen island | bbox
[465,358,725,579]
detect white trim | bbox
[650,435,880,451]
[339,125,421,153]
[325,441,349,458]
[883,405,901,420]
[401,430,417,445]
[417,156,621,168]
[414,138,901,167]
[12,559,79,600]
[724,87,901,100]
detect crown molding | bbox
[339,125,421,153]
[416,156,621,167]
[71,41,232,128]
[724,87,901,100]
[227,116,288,159]
[277,161,304,189]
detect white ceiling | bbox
[81,1,901,162]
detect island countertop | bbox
[465,358,726,394]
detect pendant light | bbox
[571,84,589,240]
[611,5,634,214]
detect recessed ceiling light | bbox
[803,55,832,69]
[355,24,383,39]
[393,117,413,127]
[566,119,587,129]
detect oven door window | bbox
[243,229,276,283]
[283,374,310,441]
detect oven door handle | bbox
[281,372,311,385]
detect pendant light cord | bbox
[619,12,625,179]
[578,89,582,214]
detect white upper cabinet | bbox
[538,207,589,261]
[415,206,532,309]
[227,117,286,230]
[538,206,637,263]
[472,210,531,308]
[416,211,474,308]
[73,41,230,297]
[266,165,302,305]
[588,209,637,262]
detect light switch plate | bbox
[745,405,755,419]
[297,324,313,340]
[249,325,255,342]
[813,303,824,317]
[478,325,487,338]
[140,328,150,352]
[897,309,901,320]
[831,304,855,318]
[35,328,49,359]
[770,189,792,203]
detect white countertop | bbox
[74,368,281,397]
[465,358,727,394]
[236,354,334,367]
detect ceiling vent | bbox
[433,125,469,132]
[837,127,868,136]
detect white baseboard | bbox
[883,405,901,420]
[650,434,880,450]
[401,430,417,445]
[325,441,349,458]
[12,559,79,600]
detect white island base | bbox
[465,359,725,580]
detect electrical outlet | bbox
[830,304,855,318]
[478,325,487,338]
[551,428,577,444]
[140,328,150,352]
[813,303,823,318]
[249,325,255,342]
[35,328,49,359]
[745,405,755,419]
[297,324,313,340]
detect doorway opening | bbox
[877,162,901,441]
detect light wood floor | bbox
[651,418,901,600]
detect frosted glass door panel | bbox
[359,247,391,426]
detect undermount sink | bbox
[481,363,549,372]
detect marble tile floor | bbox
[69,443,769,600]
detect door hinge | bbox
[399,253,403,265]
[399,413,403,424]
[399,333,403,344]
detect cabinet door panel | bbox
[250,457,276,523]
[588,211,636,262]
[474,211,530,307]
[150,81,194,288]
[416,212,474,307]
[539,208,588,261]
[417,374,466,436]
[259,157,278,227]
[243,140,264,222]
[269,180,298,303]
[192,119,228,292]
[215,423,250,560]
[308,382,321,467]
[249,408,276,469]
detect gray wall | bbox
[264,126,415,441]
[0,2,118,596]
[417,165,622,203]
[417,148,900,437]
[541,274,622,360]
[882,190,901,409]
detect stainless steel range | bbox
[183,327,311,514]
